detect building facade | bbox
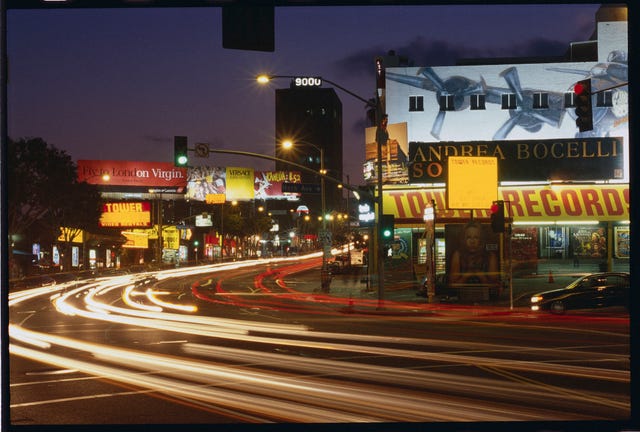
[375,17,629,288]
[274,83,344,217]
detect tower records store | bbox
[373,18,629,279]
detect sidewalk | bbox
[302,259,629,315]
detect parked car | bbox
[530,272,629,314]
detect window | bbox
[409,95,424,112]
[438,94,455,111]
[564,92,576,108]
[470,94,486,110]
[533,92,549,109]
[596,90,613,107]
[501,93,517,109]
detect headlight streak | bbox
[31,290,633,387]
[476,364,628,411]
[28,273,631,384]
[145,288,198,313]
[181,342,629,412]
[9,344,376,422]
[10,328,593,422]
[9,257,630,422]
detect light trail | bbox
[10,329,602,422]
[9,257,630,423]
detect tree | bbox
[7,137,102,272]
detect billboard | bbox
[384,22,628,182]
[225,167,255,201]
[186,167,303,202]
[99,202,151,228]
[363,122,408,184]
[78,160,187,189]
[409,137,624,183]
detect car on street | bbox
[530,272,629,314]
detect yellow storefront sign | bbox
[384,184,629,222]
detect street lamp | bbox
[281,139,330,284]
[258,73,384,304]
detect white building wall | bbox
[384,21,628,181]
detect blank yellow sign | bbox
[447,156,498,210]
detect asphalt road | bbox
[7,256,631,430]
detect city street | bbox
[8,256,630,427]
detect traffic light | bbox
[574,79,593,132]
[174,136,188,167]
[381,214,395,239]
[490,200,505,233]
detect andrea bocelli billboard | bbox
[409,137,624,183]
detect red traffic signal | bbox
[573,81,586,95]
[490,200,505,233]
[573,79,593,132]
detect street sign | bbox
[318,229,332,245]
[282,182,321,194]
[195,142,209,158]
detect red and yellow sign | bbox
[99,202,151,228]
[385,184,629,222]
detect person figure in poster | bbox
[571,232,582,267]
[449,221,499,287]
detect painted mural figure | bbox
[449,221,499,287]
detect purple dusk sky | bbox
[7,3,601,182]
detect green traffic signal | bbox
[174,136,189,167]
[381,214,395,239]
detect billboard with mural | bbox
[363,122,408,184]
[384,22,628,182]
[186,167,303,202]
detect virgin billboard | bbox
[77,160,188,189]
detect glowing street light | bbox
[281,139,329,278]
[258,73,378,295]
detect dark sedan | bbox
[530,272,629,314]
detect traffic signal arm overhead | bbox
[174,136,189,167]
[574,79,593,132]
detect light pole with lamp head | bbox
[258,73,384,304]
[281,139,330,290]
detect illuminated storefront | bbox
[373,17,629,282]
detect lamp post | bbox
[258,73,382,302]
[337,174,353,265]
[282,139,330,288]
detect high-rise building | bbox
[274,84,343,219]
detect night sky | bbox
[6,3,601,182]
